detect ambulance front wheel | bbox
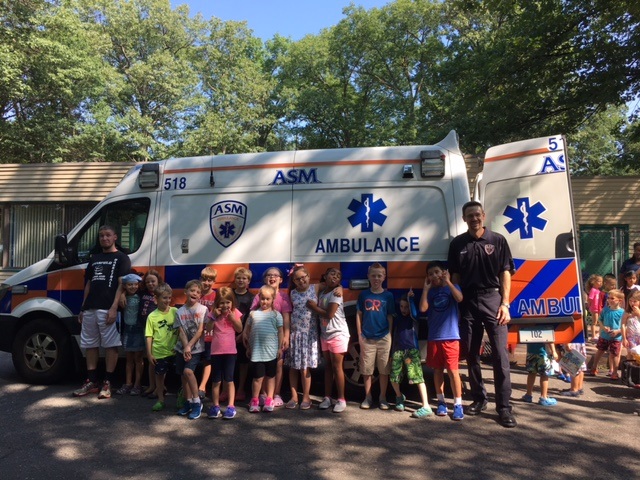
[12,319,72,384]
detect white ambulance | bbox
[0,132,584,384]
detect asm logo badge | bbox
[209,201,247,248]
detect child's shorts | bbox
[596,338,622,356]
[175,352,202,374]
[390,349,424,385]
[211,354,237,383]
[526,353,552,375]
[321,335,349,354]
[122,324,145,352]
[359,334,391,376]
[426,340,460,371]
[251,358,277,379]
[154,356,173,376]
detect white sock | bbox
[192,397,200,404]
[454,397,462,405]
[437,394,445,403]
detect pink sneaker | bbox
[249,397,260,413]
[273,394,284,407]
[263,397,274,412]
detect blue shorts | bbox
[122,324,145,352]
[175,352,202,375]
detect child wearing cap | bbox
[116,273,145,395]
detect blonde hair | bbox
[234,267,253,281]
[607,289,625,302]
[154,283,172,297]
[586,274,602,291]
[258,285,276,304]
[368,262,386,275]
[185,279,203,291]
[200,266,218,280]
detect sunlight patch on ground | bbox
[48,438,95,461]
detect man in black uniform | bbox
[73,225,131,399]
[447,201,516,428]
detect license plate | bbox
[519,328,555,343]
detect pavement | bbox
[0,351,638,480]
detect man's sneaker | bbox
[188,402,203,420]
[73,380,100,397]
[259,394,267,407]
[411,406,433,418]
[263,397,274,412]
[521,394,533,403]
[379,398,390,410]
[452,404,464,421]
[436,402,448,416]
[177,402,192,416]
[395,394,406,412]
[318,396,332,410]
[98,381,112,399]
[538,397,557,407]
[360,396,373,409]
[249,398,261,413]
[333,399,347,413]
[208,405,222,419]
[223,406,237,419]
[115,384,132,395]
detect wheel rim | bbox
[23,332,58,372]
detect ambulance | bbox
[0,131,584,384]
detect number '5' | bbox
[548,138,559,151]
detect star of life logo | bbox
[210,201,247,248]
[348,194,387,232]
[503,197,547,240]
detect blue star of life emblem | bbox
[503,197,547,239]
[219,221,235,239]
[348,194,387,232]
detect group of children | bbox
[108,261,468,421]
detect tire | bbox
[11,319,72,384]
[343,340,378,398]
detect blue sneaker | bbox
[538,397,557,407]
[188,401,203,419]
[223,406,237,419]
[177,402,192,416]
[436,402,448,416]
[452,404,464,421]
[207,405,222,419]
[521,394,533,403]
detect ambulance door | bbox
[478,135,584,344]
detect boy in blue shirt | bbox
[357,263,395,410]
[590,289,625,379]
[419,261,464,420]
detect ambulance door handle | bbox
[181,239,189,254]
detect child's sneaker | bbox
[98,381,112,399]
[207,405,222,419]
[333,399,347,413]
[411,406,433,418]
[452,404,464,421]
[177,402,192,416]
[273,394,284,407]
[378,398,390,410]
[249,398,261,413]
[318,396,332,410]
[223,406,237,419]
[395,394,406,412]
[151,401,165,412]
[521,394,533,403]
[176,388,186,409]
[360,396,373,409]
[188,401,203,419]
[436,402,448,416]
[130,386,142,396]
[263,397,274,412]
[561,390,580,397]
[538,397,557,406]
[116,384,132,395]
[73,380,100,397]
[259,393,267,407]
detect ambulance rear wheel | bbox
[343,340,378,397]
[12,319,71,384]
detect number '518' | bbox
[164,177,186,190]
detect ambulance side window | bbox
[74,198,150,264]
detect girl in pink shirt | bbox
[586,274,603,342]
[207,287,243,419]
